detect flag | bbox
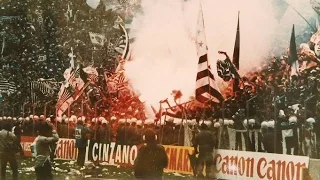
[56,82,75,116]
[0,78,15,95]
[233,12,240,93]
[79,64,89,84]
[83,66,99,83]
[89,32,105,46]
[272,0,288,21]
[216,52,240,81]
[195,5,223,104]
[289,25,298,77]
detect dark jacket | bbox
[134,144,168,179]
[0,129,19,155]
[75,124,90,148]
[194,130,215,154]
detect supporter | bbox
[0,119,19,180]
[75,116,90,167]
[31,121,59,180]
[134,128,168,180]
[193,122,215,178]
[116,119,125,145]
[12,117,24,157]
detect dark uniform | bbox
[134,129,168,179]
[194,123,215,178]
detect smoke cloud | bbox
[125,0,316,117]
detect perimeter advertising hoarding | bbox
[21,137,309,179]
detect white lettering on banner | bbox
[109,142,115,164]
[86,141,138,166]
[55,138,78,160]
[214,149,309,180]
[21,142,32,151]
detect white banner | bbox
[214,149,309,180]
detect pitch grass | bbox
[3,158,200,180]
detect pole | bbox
[67,102,71,139]
[44,100,53,118]
[32,102,39,136]
[94,99,103,140]
[273,95,286,153]
[12,102,18,117]
[246,95,258,151]
[217,97,232,149]
[23,101,29,118]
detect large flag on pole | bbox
[195,4,223,104]
[289,25,299,77]
[233,12,240,93]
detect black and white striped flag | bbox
[0,78,16,95]
[195,5,223,104]
[30,79,57,104]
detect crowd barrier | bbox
[21,136,313,179]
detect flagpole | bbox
[199,1,212,106]
[284,0,316,32]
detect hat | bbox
[228,120,234,125]
[110,116,117,121]
[92,118,98,123]
[45,118,51,122]
[102,119,108,124]
[174,118,182,125]
[279,110,285,118]
[29,115,33,119]
[99,117,106,122]
[288,116,298,123]
[131,118,137,123]
[81,116,86,121]
[261,121,268,129]
[33,115,39,120]
[306,118,315,123]
[136,120,143,126]
[71,115,77,121]
[214,122,220,128]
[25,117,30,121]
[166,117,174,122]
[118,119,125,124]
[203,120,212,127]
[56,117,62,123]
[13,117,17,121]
[18,117,23,121]
[40,115,45,119]
[7,117,12,120]
[65,118,69,123]
[267,120,275,128]
[248,119,255,125]
[223,119,230,125]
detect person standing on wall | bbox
[134,128,168,180]
[193,122,216,178]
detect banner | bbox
[214,149,309,180]
[55,138,78,160]
[21,136,78,160]
[21,136,36,157]
[21,136,309,179]
[85,141,139,167]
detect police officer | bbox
[75,116,90,167]
[134,129,168,179]
[194,122,215,178]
